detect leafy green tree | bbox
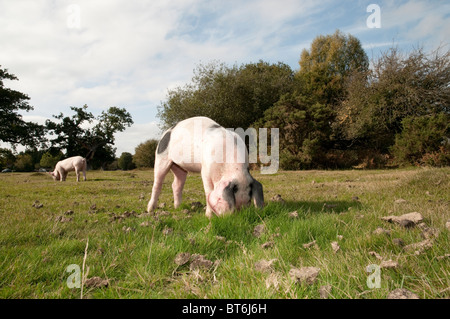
[255,93,333,169]
[133,139,158,168]
[46,105,133,169]
[288,30,370,158]
[14,153,34,172]
[40,150,63,169]
[0,148,16,170]
[158,60,294,129]
[118,152,135,170]
[0,66,45,148]
[256,31,369,169]
[46,105,94,156]
[296,30,369,107]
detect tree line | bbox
[158,30,449,169]
[1,30,449,171]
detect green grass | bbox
[0,168,449,299]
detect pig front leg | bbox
[147,157,173,212]
[58,169,65,182]
[201,171,215,218]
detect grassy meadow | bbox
[0,167,449,299]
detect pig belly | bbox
[174,161,201,173]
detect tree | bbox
[46,105,133,169]
[294,30,369,153]
[14,153,34,172]
[40,150,63,169]
[118,152,135,170]
[337,46,450,152]
[0,66,45,148]
[391,113,450,166]
[0,148,15,170]
[133,139,158,168]
[46,105,94,156]
[158,60,294,129]
[256,30,369,169]
[296,30,369,107]
[255,93,333,169]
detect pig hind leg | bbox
[75,167,80,182]
[147,156,173,212]
[171,164,188,208]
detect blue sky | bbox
[1,0,449,155]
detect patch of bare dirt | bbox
[381,212,423,227]
[289,267,320,285]
[253,224,265,238]
[387,288,419,299]
[84,277,109,288]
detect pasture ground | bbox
[0,168,449,299]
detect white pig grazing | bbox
[49,156,87,182]
[147,116,264,218]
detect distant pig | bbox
[49,156,87,182]
[147,116,264,218]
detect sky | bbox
[1,0,449,156]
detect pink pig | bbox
[147,116,264,218]
[49,156,87,182]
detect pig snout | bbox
[207,178,263,216]
[207,179,237,216]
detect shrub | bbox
[40,151,63,169]
[133,139,158,168]
[391,113,450,166]
[118,152,135,170]
[14,154,34,172]
[420,146,450,167]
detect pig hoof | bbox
[205,210,213,219]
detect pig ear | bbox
[251,179,264,208]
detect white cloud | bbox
[367,1,449,48]
[114,121,161,156]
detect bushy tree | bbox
[255,93,333,169]
[0,148,15,170]
[391,113,450,166]
[46,105,133,169]
[257,30,369,169]
[0,66,45,148]
[296,30,369,107]
[133,139,158,168]
[118,152,135,170]
[40,150,63,169]
[14,153,34,172]
[158,60,294,129]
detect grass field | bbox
[0,167,449,299]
